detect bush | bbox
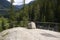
[0,17,9,32]
[20,21,29,27]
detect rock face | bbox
[28,22,36,29]
[0,27,60,40]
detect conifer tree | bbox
[9,0,16,28]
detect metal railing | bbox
[35,22,60,32]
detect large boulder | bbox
[28,22,36,29]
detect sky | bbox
[7,0,33,5]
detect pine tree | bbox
[9,0,16,28]
[19,0,29,27]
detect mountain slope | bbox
[0,0,11,9]
[14,5,24,10]
[0,0,11,16]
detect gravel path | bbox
[0,27,60,40]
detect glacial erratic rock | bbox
[28,22,36,29]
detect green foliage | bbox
[20,21,28,27]
[0,17,9,32]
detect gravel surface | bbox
[0,27,60,40]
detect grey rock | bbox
[0,27,60,40]
[28,22,36,29]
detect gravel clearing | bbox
[0,27,60,40]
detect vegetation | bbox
[0,17,9,32]
[0,0,60,32]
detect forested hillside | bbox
[17,0,60,23]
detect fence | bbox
[35,22,60,32]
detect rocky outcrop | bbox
[0,27,60,40]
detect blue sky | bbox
[7,0,33,5]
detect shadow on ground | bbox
[40,33,58,38]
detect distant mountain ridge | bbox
[0,0,11,16]
[0,0,11,9]
[14,5,24,10]
[14,1,34,10]
[0,0,34,16]
[0,0,34,10]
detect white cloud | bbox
[13,3,23,5]
[7,0,33,5]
